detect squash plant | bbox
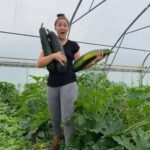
[65,72,150,150]
[1,72,150,150]
[0,82,27,150]
[15,75,53,147]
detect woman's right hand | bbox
[53,52,67,65]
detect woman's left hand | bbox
[92,51,106,65]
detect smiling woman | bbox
[37,12,107,149]
[37,13,81,150]
[54,14,70,43]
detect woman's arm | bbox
[74,51,80,61]
[37,51,54,68]
[37,51,67,68]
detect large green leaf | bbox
[113,128,150,150]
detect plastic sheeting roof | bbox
[0,0,150,69]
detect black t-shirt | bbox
[47,40,80,87]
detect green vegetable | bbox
[72,49,112,72]
[39,24,67,73]
[47,30,67,73]
[39,23,55,72]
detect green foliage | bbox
[0,102,27,150]
[0,77,53,149]
[66,72,150,149]
[0,81,19,105]
[0,72,150,150]
[113,128,150,150]
[125,86,150,126]
[16,76,48,127]
[15,75,53,145]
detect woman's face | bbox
[55,19,69,40]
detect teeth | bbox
[60,32,65,34]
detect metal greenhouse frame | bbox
[0,0,150,86]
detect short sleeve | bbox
[73,41,80,54]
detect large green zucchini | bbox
[39,24,55,72]
[39,24,67,73]
[47,30,67,73]
[72,49,112,72]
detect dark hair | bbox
[54,13,70,26]
[57,13,65,17]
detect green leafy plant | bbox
[65,72,150,149]
[1,72,150,150]
[0,102,27,150]
[113,128,150,150]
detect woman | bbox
[37,13,105,150]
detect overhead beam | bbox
[0,60,150,73]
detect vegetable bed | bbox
[0,73,150,150]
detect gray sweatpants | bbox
[47,82,78,144]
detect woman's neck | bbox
[59,37,68,45]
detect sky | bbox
[0,0,150,86]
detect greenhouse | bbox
[0,0,150,150]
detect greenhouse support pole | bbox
[67,0,83,37]
[140,52,150,86]
[71,0,107,25]
[104,3,150,74]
